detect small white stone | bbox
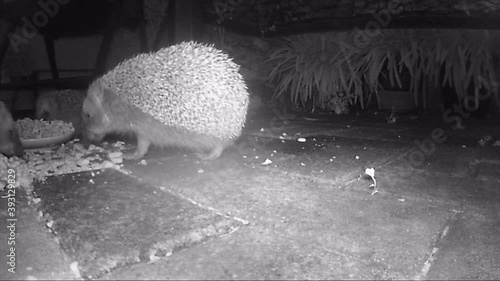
[110,157,123,164]
[262,159,272,165]
[108,151,123,159]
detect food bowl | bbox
[21,131,75,149]
[17,118,75,149]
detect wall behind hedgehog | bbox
[0,0,166,112]
[1,33,102,111]
[0,28,147,111]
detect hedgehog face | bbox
[0,126,24,157]
[82,93,110,143]
[35,93,59,120]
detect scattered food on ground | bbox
[0,139,131,194]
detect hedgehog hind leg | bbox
[124,135,151,160]
[196,144,225,160]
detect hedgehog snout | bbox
[82,128,105,144]
[0,132,24,158]
[0,145,24,158]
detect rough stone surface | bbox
[32,169,246,279]
[1,109,499,280]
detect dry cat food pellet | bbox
[17,118,74,139]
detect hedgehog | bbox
[0,101,23,157]
[36,89,86,137]
[82,41,250,160]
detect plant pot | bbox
[376,90,417,113]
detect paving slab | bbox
[249,113,499,181]
[0,188,75,280]
[381,157,500,279]
[31,169,246,279]
[244,135,412,186]
[426,203,500,280]
[101,155,457,279]
[2,111,499,280]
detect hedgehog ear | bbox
[88,81,106,105]
[87,81,111,124]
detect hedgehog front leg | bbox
[123,136,151,160]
